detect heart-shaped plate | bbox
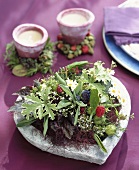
[13,76,131,165]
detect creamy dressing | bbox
[61,13,87,25]
[18,30,42,46]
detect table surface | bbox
[0,0,139,170]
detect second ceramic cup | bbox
[57,8,95,45]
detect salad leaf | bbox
[43,115,49,136]
[17,117,36,127]
[94,133,107,153]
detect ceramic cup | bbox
[57,8,95,45]
[12,23,48,58]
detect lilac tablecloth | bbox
[0,0,139,170]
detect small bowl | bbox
[12,23,48,58]
[57,8,95,45]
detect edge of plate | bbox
[102,29,139,76]
[120,0,139,62]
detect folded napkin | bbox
[104,7,139,45]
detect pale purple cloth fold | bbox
[104,7,139,45]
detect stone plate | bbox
[13,77,131,165]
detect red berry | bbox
[81,45,89,54]
[57,43,64,49]
[71,45,77,51]
[72,66,80,74]
[86,31,91,36]
[57,85,63,93]
[80,107,86,114]
[96,105,105,117]
[57,34,63,41]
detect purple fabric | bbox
[0,0,139,170]
[104,7,139,45]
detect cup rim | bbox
[56,8,95,28]
[12,23,48,47]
